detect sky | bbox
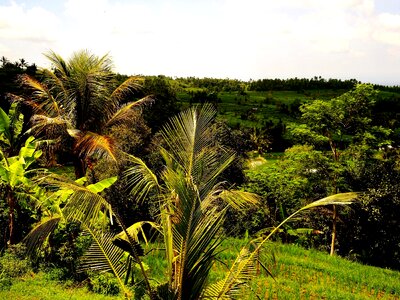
[0,0,399,85]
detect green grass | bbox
[0,272,122,300]
[257,242,400,299]
[143,238,400,300]
[3,239,400,299]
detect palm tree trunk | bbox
[330,204,337,256]
[329,140,339,256]
[73,156,86,179]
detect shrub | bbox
[88,272,120,296]
[42,221,92,280]
[0,244,31,290]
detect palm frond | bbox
[124,154,160,203]
[161,103,217,179]
[43,174,114,228]
[110,76,144,103]
[218,190,259,210]
[28,115,69,137]
[40,68,70,108]
[194,146,236,197]
[210,192,359,299]
[105,96,154,128]
[300,192,357,210]
[62,191,112,228]
[79,227,130,296]
[74,131,117,161]
[43,50,70,77]
[23,216,61,256]
[114,221,161,245]
[203,247,258,299]
[176,204,227,300]
[18,74,61,116]
[253,192,358,252]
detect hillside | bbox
[2,239,399,299]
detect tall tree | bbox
[15,50,152,178]
[290,83,390,255]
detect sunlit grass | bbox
[2,239,399,299]
[0,272,122,300]
[143,238,400,300]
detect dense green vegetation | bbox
[0,52,400,299]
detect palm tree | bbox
[124,103,259,299]
[16,50,152,178]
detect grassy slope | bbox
[143,238,400,300]
[2,242,399,299]
[177,89,349,128]
[178,89,400,130]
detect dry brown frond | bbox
[74,132,117,161]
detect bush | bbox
[88,272,120,296]
[42,221,92,280]
[0,244,31,290]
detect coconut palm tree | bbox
[16,50,152,178]
[123,103,259,299]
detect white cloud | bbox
[371,12,400,47]
[0,0,398,84]
[0,1,60,41]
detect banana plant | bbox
[0,102,25,156]
[0,136,45,246]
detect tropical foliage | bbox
[14,50,152,177]
[0,136,45,247]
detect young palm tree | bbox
[124,103,259,299]
[16,50,152,178]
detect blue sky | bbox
[0,0,399,85]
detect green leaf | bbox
[8,160,24,187]
[115,221,161,245]
[75,177,88,185]
[86,176,118,193]
[0,107,11,139]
